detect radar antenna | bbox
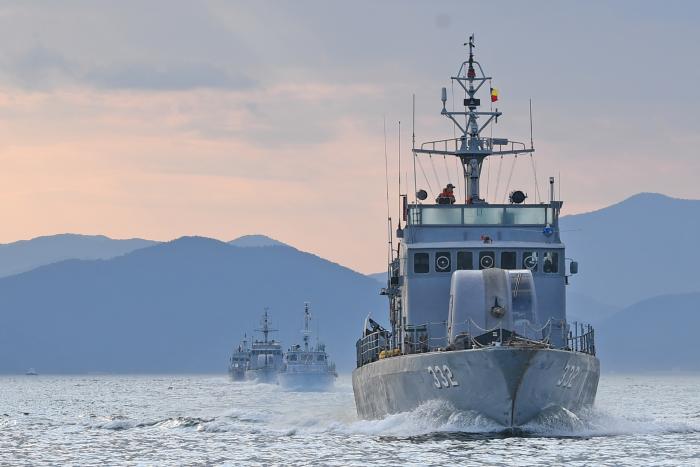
[416,34,534,204]
[255,308,278,343]
[303,302,312,352]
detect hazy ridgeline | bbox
[0,193,698,373]
[0,237,382,373]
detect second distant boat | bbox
[278,303,337,391]
[246,309,284,383]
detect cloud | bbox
[2,46,255,91]
[0,0,699,273]
[3,46,76,90]
[83,62,255,91]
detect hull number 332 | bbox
[557,364,581,388]
[428,365,459,389]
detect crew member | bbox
[436,183,456,205]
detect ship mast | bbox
[303,302,311,352]
[256,308,277,343]
[413,34,534,204]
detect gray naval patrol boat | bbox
[278,303,337,391]
[246,309,284,383]
[228,334,250,381]
[352,36,599,429]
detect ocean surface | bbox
[1,373,698,466]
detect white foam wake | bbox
[522,405,699,438]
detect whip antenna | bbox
[412,94,417,203]
[398,120,402,228]
[383,117,393,271]
[529,99,534,150]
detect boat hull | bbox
[245,367,279,384]
[278,371,335,391]
[352,347,599,427]
[228,368,246,381]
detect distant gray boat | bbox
[352,36,599,430]
[227,334,250,381]
[25,368,38,376]
[245,309,283,384]
[278,303,337,391]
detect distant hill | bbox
[0,234,156,277]
[567,292,621,326]
[229,234,286,247]
[596,292,700,372]
[368,272,386,285]
[0,233,288,278]
[0,236,383,374]
[561,193,700,308]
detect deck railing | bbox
[355,331,388,367]
[567,321,596,356]
[356,318,596,367]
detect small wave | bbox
[220,407,270,424]
[154,416,214,429]
[92,415,214,431]
[93,415,139,431]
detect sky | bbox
[0,1,698,274]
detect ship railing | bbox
[450,317,553,340]
[357,319,595,366]
[566,321,596,356]
[419,137,462,153]
[400,318,556,354]
[403,322,447,354]
[356,331,389,367]
[458,318,552,349]
[417,137,528,155]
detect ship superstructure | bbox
[352,36,599,429]
[246,309,284,383]
[278,303,337,391]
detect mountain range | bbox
[560,192,700,308]
[0,234,156,277]
[0,236,381,373]
[0,192,698,373]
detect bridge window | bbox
[522,251,538,271]
[414,252,429,273]
[457,251,473,270]
[317,354,325,362]
[501,251,516,269]
[479,251,495,269]
[543,251,559,273]
[288,354,297,361]
[435,251,452,272]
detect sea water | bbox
[1,374,698,466]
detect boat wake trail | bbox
[523,405,699,438]
[340,400,503,437]
[342,401,700,440]
[87,401,699,440]
[87,393,698,440]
